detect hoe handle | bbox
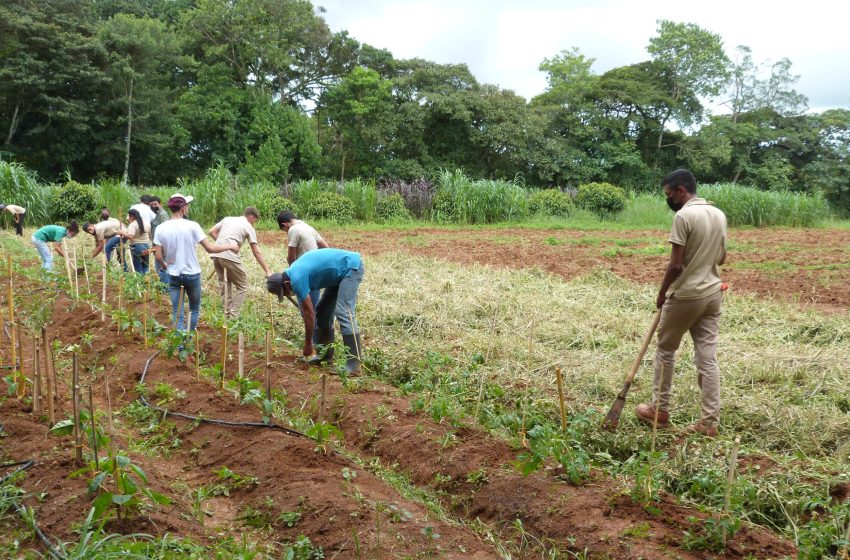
[622,308,662,387]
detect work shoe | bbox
[307,329,335,366]
[635,403,670,428]
[685,421,719,437]
[341,333,362,376]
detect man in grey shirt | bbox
[148,196,170,282]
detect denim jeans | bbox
[131,244,150,275]
[32,236,53,271]
[168,272,202,332]
[105,236,121,262]
[314,265,364,336]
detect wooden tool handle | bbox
[622,308,662,385]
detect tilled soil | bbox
[1,274,797,559]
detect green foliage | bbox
[528,188,574,217]
[375,193,411,222]
[575,182,627,217]
[53,180,99,222]
[342,178,377,221]
[433,169,528,224]
[682,515,740,553]
[0,161,52,224]
[305,191,355,223]
[701,183,829,227]
[96,179,138,218]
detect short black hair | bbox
[140,194,153,204]
[149,195,161,203]
[277,210,296,225]
[662,169,697,194]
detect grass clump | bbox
[701,183,830,227]
[432,169,528,224]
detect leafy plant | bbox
[682,515,740,553]
[375,192,411,222]
[528,188,574,217]
[575,182,627,217]
[53,179,99,221]
[305,191,355,223]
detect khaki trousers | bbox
[652,290,723,425]
[213,258,248,319]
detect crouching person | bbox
[267,248,364,375]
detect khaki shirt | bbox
[4,205,25,215]
[287,220,324,259]
[210,216,257,263]
[126,220,151,245]
[94,218,122,242]
[667,198,727,299]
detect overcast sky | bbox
[319,0,850,114]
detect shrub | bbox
[305,192,355,223]
[377,178,435,219]
[53,180,99,221]
[576,182,627,217]
[269,195,300,221]
[528,189,573,217]
[376,193,411,222]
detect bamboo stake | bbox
[15,324,23,399]
[264,331,271,401]
[62,239,74,292]
[72,353,83,466]
[83,252,91,296]
[320,373,327,424]
[42,327,55,425]
[220,269,228,388]
[195,328,201,380]
[555,367,567,432]
[72,243,79,299]
[32,337,42,417]
[103,363,115,435]
[519,318,535,447]
[88,384,99,469]
[8,256,20,398]
[117,272,124,334]
[237,332,244,378]
[267,291,275,343]
[722,435,742,548]
[101,253,107,321]
[126,241,136,274]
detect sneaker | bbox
[635,403,670,428]
[685,421,718,437]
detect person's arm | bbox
[208,223,221,240]
[317,239,330,249]
[199,238,238,254]
[91,239,104,259]
[656,243,685,308]
[55,242,66,258]
[287,246,298,265]
[154,245,167,270]
[300,294,315,357]
[250,243,272,277]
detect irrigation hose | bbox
[1,460,64,560]
[138,351,307,439]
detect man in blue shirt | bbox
[267,248,365,375]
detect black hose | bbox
[1,460,64,559]
[138,351,307,439]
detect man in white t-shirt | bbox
[0,204,26,236]
[153,193,237,332]
[131,195,157,224]
[208,206,272,319]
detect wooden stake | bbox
[195,328,201,380]
[223,268,229,322]
[83,252,91,297]
[88,384,99,469]
[320,373,327,424]
[237,332,244,379]
[62,239,74,291]
[555,367,567,432]
[101,253,107,321]
[220,326,228,389]
[103,364,115,435]
[72,353,83,466]
[267,291,275,342]
[8,256,20,398]
[143,285,148,347]
[126,241,135,274]
[72,243,79,298]
[722,435,742,547]
[32,337,42,417]
[15,324,23,399]
[117,272,124,334]
[264,331,271,401]
[42,327,55,426]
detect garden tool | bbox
[601,307,662,431]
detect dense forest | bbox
[1,0,848,213]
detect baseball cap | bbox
[167,192,194,209]
[266,272,287,302]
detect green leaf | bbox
[88,471,110,493]
[111,494,132,505]
[92,492,113,520]
[49,419,75,436]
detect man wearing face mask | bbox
[635,169,727,437]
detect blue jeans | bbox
[105,236,121,262]
[131,244,150,275]
[314,265,364,336]
[168,273,202,332]
[32,236,53,271]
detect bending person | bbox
[0,204,26,236]
[153,193,237,332]
[267,248,364,375]
[32,221,79,271]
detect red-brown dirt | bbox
[0,246,807,559]
[260,226,850,314]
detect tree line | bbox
[1,0,848,213]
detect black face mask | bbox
[666,196,684,212]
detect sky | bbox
[318,0,850,114]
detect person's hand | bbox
[229,242,239,252]
[656,292,666,308]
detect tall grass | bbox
[433,169,528,224]
[343,178,377,221]
[286,179,337,215]
[97,178,139,218]
[701,183,830,227]
[0,161,52,224]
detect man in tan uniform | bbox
[635,169,727,437]
[83,214,124,262]
[0,204,26,236]
[209,206,272,319]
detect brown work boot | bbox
[635,403,670,428]
[685,421,719,437]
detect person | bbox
[267,248,365,375]
[131,194,157,224]
[208,207,272,319]
[277,210,330,312]
[147,196,169,282]
[153,193,237,332]
[31,221,79,271]
[83,213,124,263]
[117,208,151,275]
[635,169,728,437]
[0,204,26,236]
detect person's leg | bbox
[15,214,23,236]
[213,258,226,307]
[183,273,202,332]
[226,261,248,319]
[104,236,120,262]
[334,266,364,374]
[168,275,183,330]
[689,291,723,428]
[32,237,52,271]
[132,244,149,275]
